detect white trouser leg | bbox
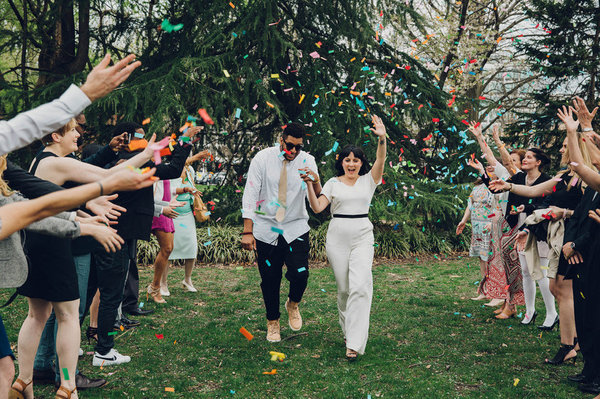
[327,232,352,339]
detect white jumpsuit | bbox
[321,171,380,354]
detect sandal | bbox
[8,378,32,399]
[147,284,166,304]
[55,386,77,399]
[346,348,358,362]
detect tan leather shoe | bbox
[266,320,281,342]
[285,299,302,331]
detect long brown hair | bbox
[0,155,14,197]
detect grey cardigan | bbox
[0,193,80,288]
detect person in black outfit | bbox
[89,122,203,367]
[557,101,600,394]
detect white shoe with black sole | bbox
[92,349,131,366]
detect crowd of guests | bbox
[457,99,600,395]
[0,54,208,399]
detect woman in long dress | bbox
[306,115,386,361]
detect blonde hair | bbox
[562,134,597,190]
[0,155,14,197]
[41,118,78,146]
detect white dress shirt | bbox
[0,84,91,156]
[242,145,318,244]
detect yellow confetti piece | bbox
[581,291,586,299]
[270,73,280,79]
[513,378,520,386]
[165,387,175,392]
[223,69,230,77]
[350,57,356,62]
[298,94,305,104]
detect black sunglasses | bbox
[283,141,303,152]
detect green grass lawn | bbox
[0,256,585,398]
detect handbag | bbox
[193,193,210,223]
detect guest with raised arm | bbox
[0,53,140,156]
[306,115,385,361]
[456,157,508,307]
[556,101,600,394]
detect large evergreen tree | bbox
[506,0,600,156]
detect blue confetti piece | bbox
[321,288,326,292]
[208,227,211,236]
[296,238,304,241]
[203,241,212,246]
[134,132,145,138]
[271,227,284,235]
[139,302,144,308]
[179,223,186,227]
[266,260,271,267]
[204,211,211,216]
[466,314,472,318]
[453,312,460,315]
[297,267,306,272]
[235,108,242,118]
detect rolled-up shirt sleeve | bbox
[0,85,91,156]
[241,153,263,221]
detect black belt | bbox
[332,214,368,218]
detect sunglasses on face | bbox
[283,141,303,152]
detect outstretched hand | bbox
[370,115,386,138]
[572,96,598,129]
[80,54,141,102]
[468,122,483,139]
[557,105,579,132]
[467,157,484,174]
[489,179,509,192]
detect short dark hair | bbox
[282,123,305,139]
[112,122,143,138]
[334,145,371,176]
[527,147,551,170]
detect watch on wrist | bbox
[570,242,576,249]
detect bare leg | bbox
[13,298,52,399]
[151,230,174,288]
[52,300,79,397]
[89,290,100,329]
[183,259,194,285]
[0,355,15,398]
[471,259,487,300]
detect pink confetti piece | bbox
[309,51,320,59]
[571,177,579,186]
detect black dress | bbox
[17,152,79,302]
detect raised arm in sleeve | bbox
[0,85,91,156]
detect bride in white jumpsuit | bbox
[306,115,386,360]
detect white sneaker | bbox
[78,348,84,357]
[160,285,171,297]
[92,349,131,366]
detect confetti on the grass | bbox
[269,351,286,361]
[139,302,144,308]
[513,378,520,386]
[165,387,175,392]
[239,327,254,341]
[262,369,277,375]
[155,334,164,339]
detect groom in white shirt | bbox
[241,123,321,342]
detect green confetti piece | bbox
[62,368,69,380]
[108,332,118,336]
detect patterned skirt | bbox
[499,220,525,305]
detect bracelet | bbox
[582,127,594,132]
[97,181,104,197]
[241,232,253,236]
[507,183,513,192]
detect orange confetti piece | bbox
[266,101,275,108]
[350,91,361,96]
[239,327,253,341]
[229,2,235,8]
[142,118,151,125]
[128,139,148,152]
[198,108,215,125]
[349,57,356,62]
[298,94,305,104]
[165,387,175,392]
[262,369,277,375]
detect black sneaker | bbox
[125,307,155,316]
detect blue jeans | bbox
[33,254,91,380]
